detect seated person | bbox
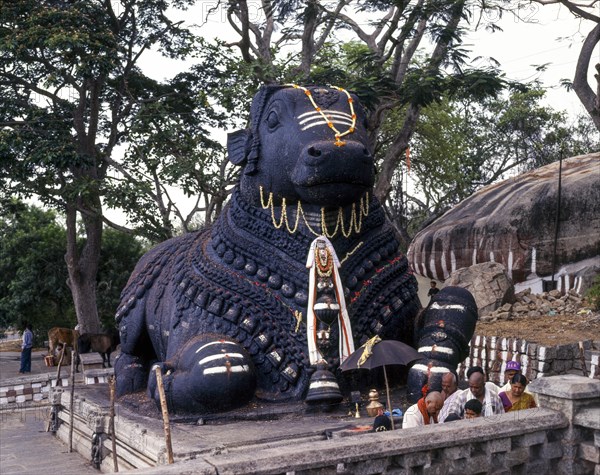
[446,371,505,418]
[439,372,460,422]
[498,374,537,412]
[372,406,392,432]
[402,391,444,428]
[464,398,483,419]
[499,361,535,397]
[467,365,500,395]
[501,360,521,390]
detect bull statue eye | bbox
[266,110,279,130]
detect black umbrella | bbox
[340,336,420,429]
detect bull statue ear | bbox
[227,129,250,166]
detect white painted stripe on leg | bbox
[203,365,250,375]
[195,341,240,353]
[418,346,454,355]
[198,353,245,366]
[411,364,450,374]
[430,303,466,312]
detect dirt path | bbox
[475,309,600,346]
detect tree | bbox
[0,199,146,338]
[0,0,223,332]
[96,228,146,329]
[531,0,600,130]
[0,200,74,340]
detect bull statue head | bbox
[227,84,375,208]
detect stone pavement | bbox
[0,409,98,475]
[0,350,96,475]
[0,350,50,380]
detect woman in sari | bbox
[499,374,537,412]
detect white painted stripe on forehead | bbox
[198,353,245,366]
[301,118,354,132]
[203,365,250,375]
[298,110,353,121]
[195,340,240,353]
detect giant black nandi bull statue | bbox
[114,84,478,413]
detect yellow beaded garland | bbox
[259,186,369,238]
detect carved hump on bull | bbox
[407,153,600,284]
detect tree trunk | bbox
[573,23,600,131]
[65,202,102,334]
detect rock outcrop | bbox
[446,262,514,317]
[408,153,600,291]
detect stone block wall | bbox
[0,374,64,405]
[0,370,112,409]
[458,335,600,384]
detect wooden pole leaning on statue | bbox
[109,375,119,472]
[154,366,174,464]
[383,365,394,430]
[68,348,76,452]
[55,344,66,381]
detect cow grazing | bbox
[114,85,476,414]
[48,327,79,357]
[77,329,120,371]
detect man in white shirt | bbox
[402,391,444,428]
[447,371,505,418]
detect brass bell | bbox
[305,362,343,405]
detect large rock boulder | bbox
[408,153,600,292]
[446,262,514,317]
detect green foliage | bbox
[0,200,74,340]
[0,200,146,337]
[96,228,147,328]
[0,0,226,329]
[585,275,600,311]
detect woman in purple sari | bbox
[499,374,537,412]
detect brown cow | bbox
[77,329,120,371]
[47,327,79,357]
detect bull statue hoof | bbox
[146,336,257,413]
[115,84,476,414]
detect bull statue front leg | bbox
[407,286,479,402]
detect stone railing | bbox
[51,375,599,475]
[134,375,599,475]
[458,335,599,384]
[530,375,600,472]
